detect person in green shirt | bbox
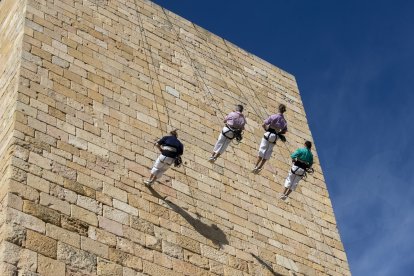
[280,141,314,200]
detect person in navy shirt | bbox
[144,130,183,185]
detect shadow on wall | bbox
[251,253,285,276]
[148,187,229,247]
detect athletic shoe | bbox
[252,167,262,174]
[208,156,217,163]
[279,194,287,200]
[144,179,153,186]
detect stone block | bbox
[5,208,45,233]
[145,235,161,251]
[50,184,78,204]
[0,241,20,265]
[98,216,123,236]
[103,206,129,225]
[23,200,61,226]
[162,240,183,259]
[17,247,37,272]
[37,254,65,276]
[61,215,89,236]
[57,242,97,274]
[113,199,138,216]
[64,179,96,198]
[97,258,123,276]
[142,260,181,276]
[130,217,155,236]
[200,245,228,264]
[0,261,17,276]
[81,236,109,258]
[71,205,98,226]
[5,193,23,211]
[40,193,70,215]
[26,173,50,193]
[103,184,127,202]
[0,223,26,246]
[25,230,57,258]
[77,195,102,215]
[46,223,81,248]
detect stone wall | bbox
[0,1,27,273]
[0,0,25,192]
[0,0,350,275]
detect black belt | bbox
[267,128,277,134]
[294,160,310,169]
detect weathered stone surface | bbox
[23,200,60,226]
[37,254,65,276]
[98,216,123,236]
[5,208,45,233]
[97,258,123,276]
[0,241,20,265]
[61,215,89,236]
[0,223,26,246]
[146,235,162,251]
[57,242,97,273]
[0,261,17,276]
[130,217,155,236]
[25,230,57,258]
[162,240,183,259]
[142,260,181,276]
[17,247,37,272]
[81,236,109,258]
[46,223,81,248]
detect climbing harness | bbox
[222,125,243,142]
[290,159,314,180]
[263,132,277,143]
[158,155,174,165]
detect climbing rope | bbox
[134,0,171,136]
[159,7,253,176]
[189,23,286,182]
[137,6,334,272]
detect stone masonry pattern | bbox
[0,0,350,275]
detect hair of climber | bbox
[170,129,178,137]
[305,141,312,149]
[278,104,287,113]
[236,104,244,112]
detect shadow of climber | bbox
[251,253,284,276]
[147,187,229,247]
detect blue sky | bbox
[151,1,414,275]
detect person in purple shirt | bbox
[252,104,288,174]
[144,130,184,186]
[209,104,246,163]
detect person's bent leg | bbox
[258,158,267,169]
[210,132,230,162]
[254,156,263,169]
[146,155,170,185]
[255,137,274,171]
[285,188,292,197]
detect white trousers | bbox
[151,154,174,178]
[258,132,278,160]
[213,127,233,154]
[284,165,305,191]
